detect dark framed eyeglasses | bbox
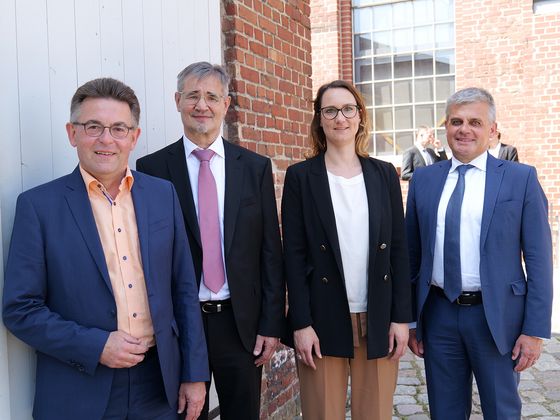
[319,104,360,120]
[72,121,135,139]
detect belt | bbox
[200,299,231,314]
[432,286,482,306]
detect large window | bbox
[352,0,455,156]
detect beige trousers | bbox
[297,314,399,420]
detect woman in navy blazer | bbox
[282,80,412,420]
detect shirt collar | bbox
[183,135,225,159]
[79,165,134,193]
[450,151,487,173]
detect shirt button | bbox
[132,313,137,318]
[113,202,117,206]
[128,284,133,288]
[123,256,127,261]
[321,277,329,284]
[118,228,122,233]
[379,243,387,250]
[320,244,326,251]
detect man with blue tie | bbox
[406,87,553,419]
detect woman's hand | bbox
[388,322,409,360]
[294,326,322,370]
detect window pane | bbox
[394,28,413,53]
[353,8,373,33]
[435,50,455,74]
[354,34,372,57]
[415,78,434,102]
[357,83,373,104]
[394,54,412,78]
[374,56,391,80]
[414,0,434,25]
[395,106,413,129]
[375,107,393,131]
[436,76,455,101]
[436,102,447,127]
[373,4,392,31]
[355,59,372,82]
[396,131,415,153]
[374,82,392,106]
[435,23,454,48]
[394,80,412,104]
[416,104,434,127]
[373,31,392,55]
[414,25,434,50]
[393,1,413,27]
[414,52,433,76]
[375,133,394,156]
[435,0,454,22]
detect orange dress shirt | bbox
[80,166,155,347]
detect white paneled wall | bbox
[0,1,221,418]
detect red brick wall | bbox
[456,0,560,260]
[222,0,313,418]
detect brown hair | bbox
[308,80,371,158]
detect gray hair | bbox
[445,87,496,123]
[176,62,230,96]
[70,78,140,125]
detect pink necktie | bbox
[192,149,225,293]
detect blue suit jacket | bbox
[2,167,209,420]
[406,153,553,355]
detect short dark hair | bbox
[70,78,140,125]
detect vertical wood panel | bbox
[99,0,125,78]
[75,0,102,83]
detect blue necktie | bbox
[444,164,473,302]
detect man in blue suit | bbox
[2,78,209,420]
[406,87,553,419]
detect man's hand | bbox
[512,334,543,372]
[294,326,322,370]
[178,382,206,420]
[407,328,424,358]
[253,335,279,367]
[388,322,409,360]
[99,330,148,368]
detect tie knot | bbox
[456,164,473,176]
[192,149,216,162]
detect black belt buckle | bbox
[455,292,482,306]
[201,300,230,314]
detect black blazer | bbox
[498,143,519,161]
[401,146,448,180]
[282,153,412,359]
[136,138,285,352]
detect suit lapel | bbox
[166,138,201,247]
[130,175,152,292]
[360,157,381,268]
[308,154,345,279]
[480,155,505,249]
[64,167,112,293]
[223,140,243,258]
[498,144,506,160]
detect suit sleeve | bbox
[282,166,313,330]
[2,193,109,375]
[170,185,210,382]
[405,174,421,321]
[401,150,414,180]
[519,167,553,338]
[256,159,286,337]
[385,164,413,323]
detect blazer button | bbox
[320,244,327,252]
[379,243,387,250]
[321,277,329,284]
[383,274,389,281]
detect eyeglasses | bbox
[319,104,360,120]
[178,91,225,106]
[72,121,135,139]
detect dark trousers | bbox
[423,288,521,420]
[102,346,177,420]
[199,304,262,420]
